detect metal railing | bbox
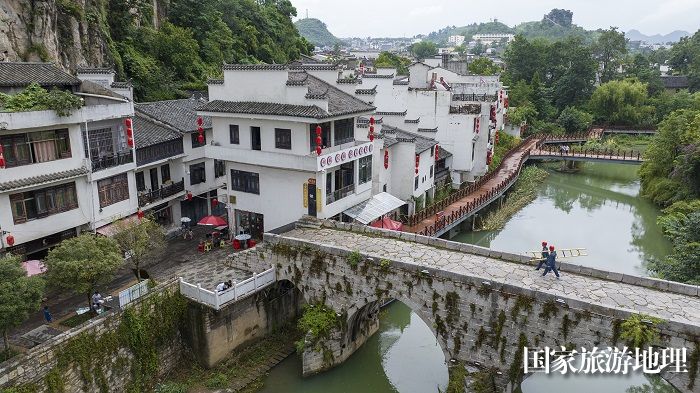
[179,267,276,310]
[531,146,643,162]
[118,280,149,308]
[327,184,356,204]
[91,151,134,172]
[452,93,498,102]
[138,179,185,207]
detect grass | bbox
[0,348,19,362]
[478,166,549,231]
[583,135,653,153]
[156,325,299,392]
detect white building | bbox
[0,62,136,258]
[448,35,466,47]
[471,33,515,46]
[198,64,404,237]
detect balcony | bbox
[452,93,497,102]
[138,179,185,207]
[327,184,356,205]
[136,139,184,167]
[91,151,134,172]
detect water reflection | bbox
[451,163,672,276]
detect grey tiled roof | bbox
[381,125,437,154]
[337,78,361,84]
[355,85,377,95]
[660,75,689,89]
[438,147,453,159]
[393,79,409,85]
[133,112,183,148]
[198,100,328,119]
[223,64,287,71]
[0,167,88,192]
[77,67,114,74]
[289,64,339,71]
[110,81,132,88]
[207,79,224,85]
[135,98,211,133]
[363,73,394,79]
[404,118,420,124]
[376,110,407,116]
[0,62,81,87]
[418,127,438,132]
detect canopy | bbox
[343,192,406,225]
[22,260,46,276]
[370,216,403,231]
[197,215,228,226]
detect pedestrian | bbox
[535,241,548,270]
[43,306,53,323]
[92,291,103,311]
[542,245,561,279]
[216,282,226,293]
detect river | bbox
[259,162,677,393]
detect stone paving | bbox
[283,227,700,325]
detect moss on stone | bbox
[538,300,559,323]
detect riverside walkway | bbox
[403,129,645,236]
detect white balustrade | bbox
[178,267,277,310]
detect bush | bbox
[154,382,188,393]
[557,106,593,133]
[297,304,338,341]
[0,83,83,116]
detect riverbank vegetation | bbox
[477,166,549,231]
[503,28,700,285]
[489,133,520,172]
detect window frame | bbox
[214,159,226,178]
[191,132,207,148]
[229,125,240,144]
[358,155,372,185]
[97,174,130,208]
[189,162,207,185]
[274,128,292,150]
[231,169,260,195]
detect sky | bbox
[290,0,700,38]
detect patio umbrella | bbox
[197,215,228,226]
[180,217,192,223]
[370,216,403,231]
[22,260,46,277]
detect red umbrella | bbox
[370,217,403,231]
[197,215,228,226]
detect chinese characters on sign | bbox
[524,347,687,375]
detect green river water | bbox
[260,162,678,393]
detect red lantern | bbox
[212,198,219,207]
[186,192,193,201]
[490,105,496,122]
[137,210,144,220]
[370,116,375,125]
[316,136,322,145]
[315,125,322,155]
[435,145,439,161]
[125,118,134,148]
[494,131,499,145]
[316,146,322,155]
[0,145,5,168]
[474,117,480,133]
[197,133,204,144]
[504,97,509,108]
[369,125,375,142]
[415,154,420,174]
[384,150,389,169]
[5,234,14,247]
[197,117,203,127]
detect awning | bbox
[370,217,403,231]
[96,214,140,237]
[343,192,406,225]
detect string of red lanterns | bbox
[212,198,219,208]
[0,145,5,168]
[415,154,420,174]
[369,116,375,142]
[315,125,322,155]
[125,118,134,148]
[494,130,500,145]
[197,117,205,145]
[383,150,389,169]
[5,233,15,247]
[435,144,439,161]
[474,117,480,134]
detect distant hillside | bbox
[295,18,341,48]
[426,21,514,44]
[626,29,690,44]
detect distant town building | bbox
[472,33,515,45]
[448,35,466,47]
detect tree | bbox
[468,57,500,75]
[503,35,546,83]
[0,255,45,351]
[113,217,166,282]
[550,37,597,109]
[374,52,411,75]
[472,41,485,56]
[588,79,654,126]
[557,106,593,133]
[649,209,700,284]
[411,41,437,60]
[594,27,627,83]
[45,234,123,309]
[626,53,664,96]
[668,30,700,92]
[507,104,538,127]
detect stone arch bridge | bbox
[204,219,700,392]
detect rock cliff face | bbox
[0,0,119,71]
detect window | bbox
[430,165,434,178]
[333,118,354,145]
[0,129,71,167]
[414,176,419,190]
[431,146,434,157]
[229,125,240,144]
[97,174,130,208]
[83,127,116,159]
[189,162,206,185]
[161,164,171,183]
[136,172,146,192]
[214,160,226,178]
[251,127,261,151]
[231,170,260,194]
[359,155,372,185]
[10,182,78,224]
[191,132,207,148]
[275,128,292,150]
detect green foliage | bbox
[649,203,700,284]
[0,254,45,351]
[294,18,341,48]
[347,251,362,268]
[619,314,663,348]
[0,83,83,116]
[669,30,700,92]
[588,79,656,126]
[44,234,123,309]
[489,133,519,172]
[425,21,513,45]
[626,53,665,96]
[445,362,468,393]
[379,259,391,272]
[539,300,559,322]
[154,382,188,393]
[113,217,165,281]
[204,373,229,389]
[411,41,437,60]
[593,28,627,83]
[508,104,538,127]
[297,304,338,341]
[557,106,593,133]
[514,9,598,42]
[468,58,500,76]
[374,52,411,76]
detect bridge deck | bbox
[529,149,644,164]
[282,227,700,326]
